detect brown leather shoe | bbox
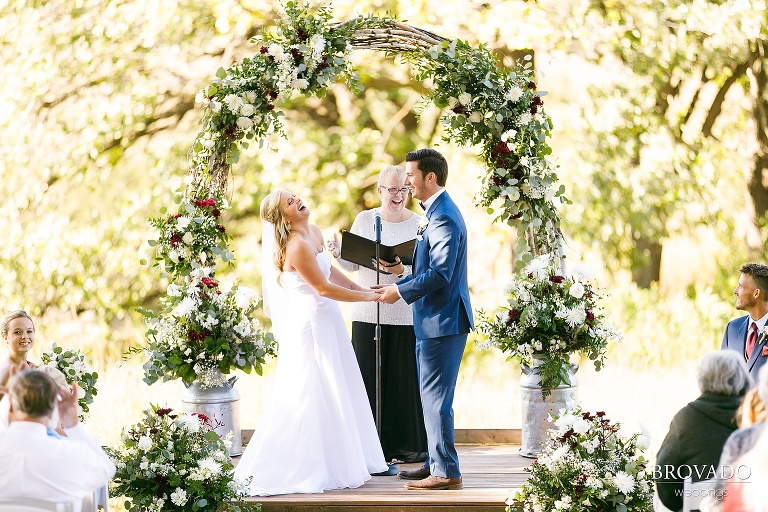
[405,475,463,490]
[398,466,431,480]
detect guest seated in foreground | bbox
[0,369,115,507]
[0,310,38,401]
[701,364,768,512]
[655,350,751,512]
[721,419,768,511]
[0,364,68,435]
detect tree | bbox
[543,0,767,285]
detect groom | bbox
[375,148,473,490]
[721,262,768,383]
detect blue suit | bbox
[397,191,473,478]
[721,315,767,384]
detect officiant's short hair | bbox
[739,262,768,297]
[406,148,448,186]
[377,165,405,187]
[697,350,751,396]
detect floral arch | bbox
[141,2,567,388]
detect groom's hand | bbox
[371,284,400,304]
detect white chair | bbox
[0,498,73,512]
[683,476,718,512]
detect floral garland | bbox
[40,343,98,422]
[106,405,257,512]
[187,2,563,258]
[411,41,565,261]
[476,254,622,396]
[508,408,653,512]
[143,2,570,385]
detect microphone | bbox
[374,211,382,243]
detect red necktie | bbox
[746,322,758,360]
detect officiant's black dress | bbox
[335,209,427,463]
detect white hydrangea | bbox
[170,488,188,506]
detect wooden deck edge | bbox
[240,428,521,447]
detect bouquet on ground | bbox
[508,408,653,512]
[138,268,277,388]
[477,254,621,396]
[40,343,98,421]
[106,405,257,512]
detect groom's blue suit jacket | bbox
[397,191,474,340]
[721,314,767,383]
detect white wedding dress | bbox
[235,249,387,496]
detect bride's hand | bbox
[326,233,341,258]
[367,289,384,302]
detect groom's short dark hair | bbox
[406,148,448,186]
[740,262,768,299]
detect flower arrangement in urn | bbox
[106,405,257,512]
[139,192,277,389]
[507,408,653,512]
[477,254,621,396]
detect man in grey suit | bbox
[721,262,768,383]
[375,148,473,490]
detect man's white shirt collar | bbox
[421,188,445,212]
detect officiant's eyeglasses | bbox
[381,187,411,195]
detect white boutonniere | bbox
[417,216,429,235]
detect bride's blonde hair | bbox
[260,189,292,273]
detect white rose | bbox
[200,138,215,149]
[267,43,285,60]
[182,232,194,245]
[458,92,472,105]
[245,91,257,103]
[76,386,86,399]
[636,434,651,451]
[168,250,180,264]
[209,100,221,112]
[468,112,482,123]
[236,116,254,130]
[137,435,153,452]
[569,282,585,299]
[292,78,309,90]
[239,103,255,117]
[572,418,590,434]
[447,97,458,108]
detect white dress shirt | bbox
[0,421,115,510]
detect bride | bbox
[234,188,388,495]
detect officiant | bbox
[327,165,427,463]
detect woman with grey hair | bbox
[655,351,751,512]
[327,165,427,463]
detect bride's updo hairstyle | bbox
[260,189,292,272]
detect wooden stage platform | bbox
[237,429,532,512]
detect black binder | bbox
[340,231,416,274]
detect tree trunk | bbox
[631,235,662,288]
[749,39,768,258]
